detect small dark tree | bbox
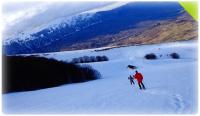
[101,55,109,61]
[170,53,180,59]
[96,56,102,62]
[83,56,90,63]
[79,57,84,63]
[145,53,157,60]
[90,56,96,62]
[71,58,80,63]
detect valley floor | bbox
[3,40,198,114]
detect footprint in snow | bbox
[142,89,185,113]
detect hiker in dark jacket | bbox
[128,75,134,85]
[134,70,146,90]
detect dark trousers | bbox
[138,82,146,90]
[130,80,134,85]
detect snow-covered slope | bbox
[3,40,198,114]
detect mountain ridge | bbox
[3,2,197,55]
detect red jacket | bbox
[134,73,143,83]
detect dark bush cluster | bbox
[144,53,157,60]
[170,53,180,59]
[144,52,180,60]
[71,55,109,63]
[2,56,101,93]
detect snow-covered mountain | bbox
[4,2,128,44]
[3,40,197,113]
[3,2,186,55]
[4,13,95,43]
[3,2,189,54]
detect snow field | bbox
[3,40,198,114]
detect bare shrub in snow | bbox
[101,55,109,61]
[145,53,157,60]
[71,55,109,63]
[170,53,180,59]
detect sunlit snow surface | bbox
[3,40,198,114]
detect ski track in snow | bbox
[172,94,185,113]
[143,89,185,113]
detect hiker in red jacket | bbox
[134,70,146,90]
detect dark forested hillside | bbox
[2,56,101,93]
